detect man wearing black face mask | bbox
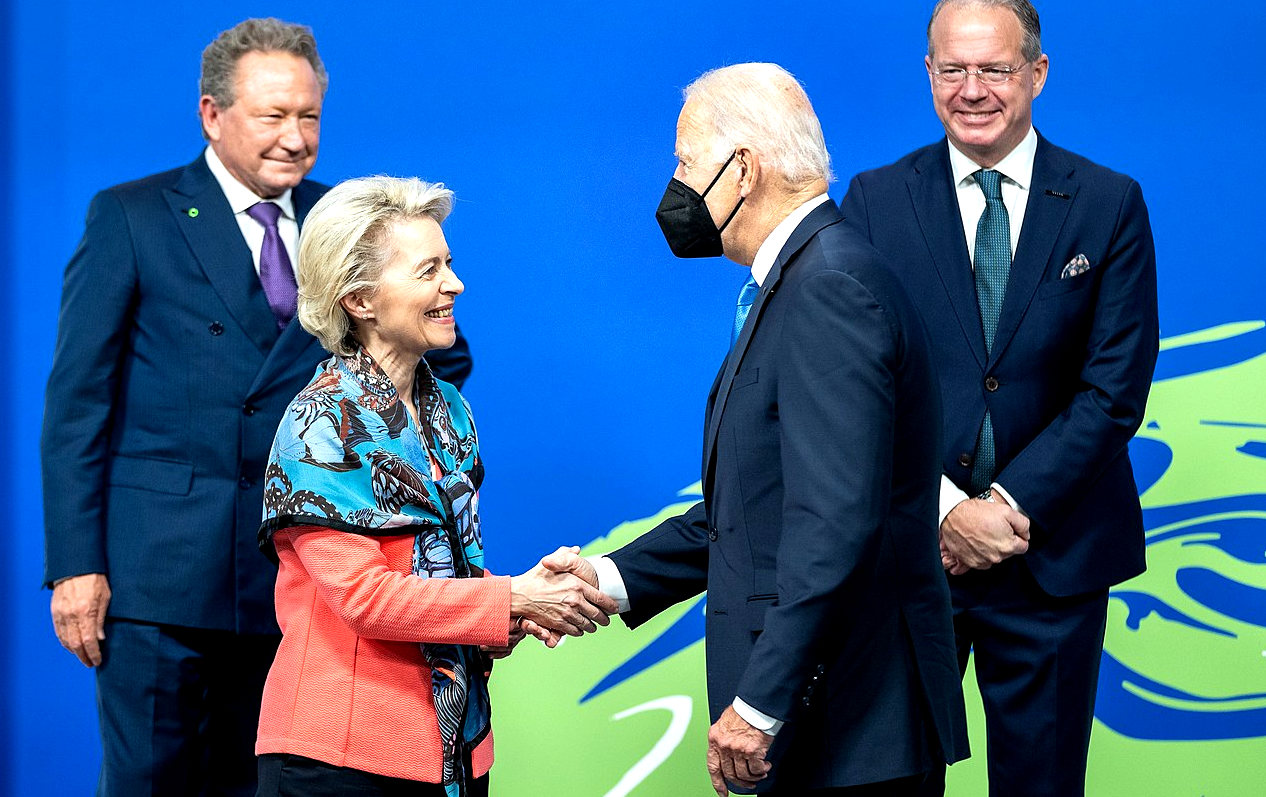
[545,63,968,796]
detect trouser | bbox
[920,558,1109,797]
[95,619,280,797]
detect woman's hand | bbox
[481,618,530,659]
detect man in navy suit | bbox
[41,18,470,795]
[557,63,967,796]
[840,2,1159,794]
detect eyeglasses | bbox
[932,62,1030,87]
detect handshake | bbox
[503,547,618,651]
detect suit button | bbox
[209,321,224,336]
[242,403,257,416]
[958,452,973,467]
[238,477,255,489]
[708,528,719,542]
[984,376,1000,392]
[802,696,812,707]
[816,663,825,674]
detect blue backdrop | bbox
[6,1,1265,794]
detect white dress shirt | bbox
[937,127,1038,523]
[204,147,300,275]
[589,193,833,737]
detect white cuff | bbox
[733,697,783,735]
[990,482,1025,516]
[938,474,970,528]
[587,556,630,614]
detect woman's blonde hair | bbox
[296,176,454,356]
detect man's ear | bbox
[199,96,222,142]
[735,146,759,198]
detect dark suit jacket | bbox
[610,202,968,791]
[41,152,471,633]
[840,135,1159,597]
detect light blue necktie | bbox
[732,274,760,348]
[971,169,1010,493]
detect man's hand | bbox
[510,547,619,638]
[51,573,111,667]
[538,545,599,587]
[940,498,1030,573]
[706,705,773,796]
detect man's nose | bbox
[960,73,989,100]
[277,118,305,150]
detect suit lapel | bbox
[701,202,843,494]
[164,153,279,355]
[991,135,1076,362]
[908,144,987,368]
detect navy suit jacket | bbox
[41,153,471,633]
[840,135,1158,596]
[610,202,968,791]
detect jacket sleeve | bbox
[608,500,710,629]
[41,190,139,586]
[284,527,511,646]
[996,180,1159,532]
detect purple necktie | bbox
[246,201,298,329]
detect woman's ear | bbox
[340,291,373,321]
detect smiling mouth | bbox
[425,307,453,319]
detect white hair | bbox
[296,176,454,356]
[683,62,832,187]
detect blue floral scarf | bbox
[259,347,488,796]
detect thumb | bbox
[540,546,583,573]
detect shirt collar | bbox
[750,194,832,286]
[204,146,295,220]
[947,126,1037,191]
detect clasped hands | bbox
[939,496,1030,575]
[501,546,616,650]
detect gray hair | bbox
[200,17,329,107]
[927,0,1042,63]
[297,176,455,356]
[683,63,832,188]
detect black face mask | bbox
[655,150,745,258]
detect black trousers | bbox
[95,619,280,797]
[920,558,1110,797]
[257,754,489,797]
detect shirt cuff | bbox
[938,474,971,528]
[587,556,631,614]
[733,697,783,735]
[990,482,1025,515]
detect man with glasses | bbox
[840,1,1159,795]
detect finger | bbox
[733,756,760,785]
[580,583,620,615]
[79,619,103,667]
[707,747,728,797]
[719,750,740,786]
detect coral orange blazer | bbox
[256,527,511,782]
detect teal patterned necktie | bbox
[971,169,1010,492]
[732,274,760,348]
